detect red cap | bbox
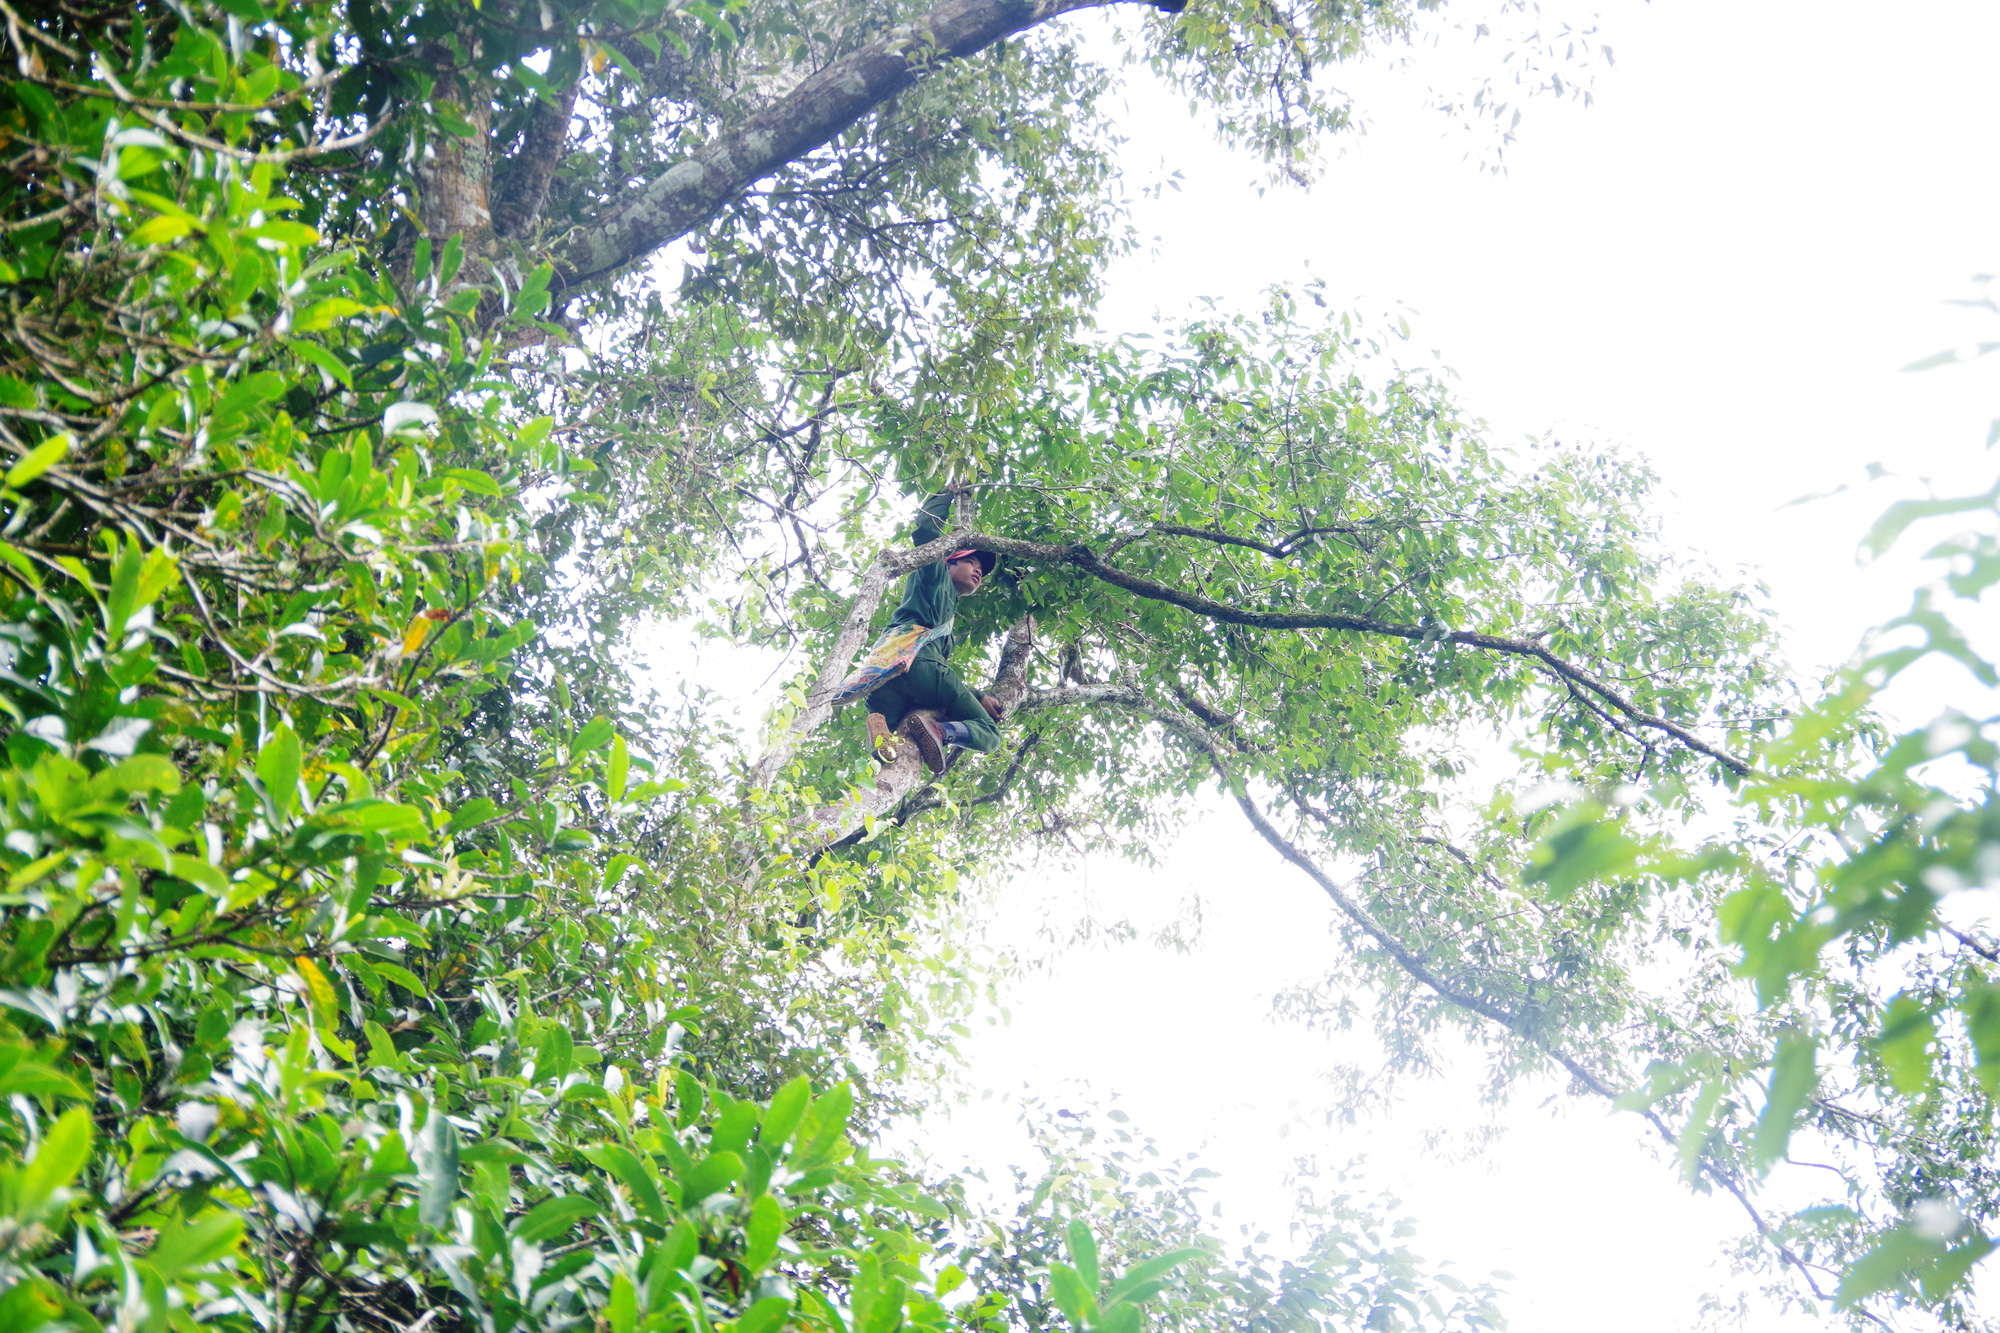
[947,548,998,575]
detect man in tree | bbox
[848,492,1005,775]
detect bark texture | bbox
[553,0,1130,289]
[414,48,496,256]
[492,81,583,241]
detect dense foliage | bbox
[0,0,1549,1330]
[1,0,1995,1327]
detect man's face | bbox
[947,556,984,595]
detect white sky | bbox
[901,2,2000,1332]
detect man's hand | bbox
[981,694,1006,723]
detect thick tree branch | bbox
[553,0,1133,288]
[492,81,582,241]
[971,531,1755,776]
[1146,521,1385,560]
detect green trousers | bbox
[866,658,1002,753]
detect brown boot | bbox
[866,712,900,765]
[898,714,948,776]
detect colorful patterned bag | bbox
[827,622,942,707]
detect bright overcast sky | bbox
[905,2,2000,1331]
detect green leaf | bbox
[145,1211,245,1277]
[441,467,502,496]
[743,1194,785,1272]
[760,1075,811,1149]
[1963,982,2000,1092]
[363,1020,403,1071]
[583,1144,667,1224]
[518,416,554,453]
[290,340,353,389]
[365,959,430,997]
[245,219,320,246]
[601,854,645,893]
[0,1061,88,1101]
[1860,486,2000,559]
[416,1110,461,1228]
[1676,1080,1723,1186]
[735,1296,791,1333]
[315,799,427,839]
[439,233,465,286]
[680,1150,743,1203]
[535,1022,572,1082]
[106,753,181,796]
[607,1274,638,1333]
[293,956,340,1029]
[1921,1231,1996,1301]
[449,797,499,835]
[18,1106,91,1214]
[1523,817,1639,901]
[257,724,303,819]
[673,1068,705,1129]
[607,734,630,801]
[6,434,69,488]
[1066,1219,1100,1292]
[1837,1225,1936,1307]
[517,263,553,306]
[794,1082,853,1166]
[1049,1262,1095,1326]
[512,1192,598,1243]
[711,1096,759,1156]
[0,1278,63,1332]
[1876,995,1936,1096]
[572,717,616,754]
[1097,1305,1141,1333]
[1752,1031,1818,1172]
[1106,1248,1205,1303]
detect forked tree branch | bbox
[971,532,1755,775]
[754,521,1752,786]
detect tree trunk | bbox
[403,41,496,281]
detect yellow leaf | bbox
[6,434,69,488]
[402,618,432,655]
[294,957,339,1028]
[127,216,193,246]
[291,297,368,334]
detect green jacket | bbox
[888,493,960,665]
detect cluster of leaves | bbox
[939,1102,1504,1333]
[29,0,1989,1324]
[0,15,998,1325]
[0,3,1528,1333]
[770,292,1784,873]
[738,290,1997,1327]
[1495,329,2000,1319]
